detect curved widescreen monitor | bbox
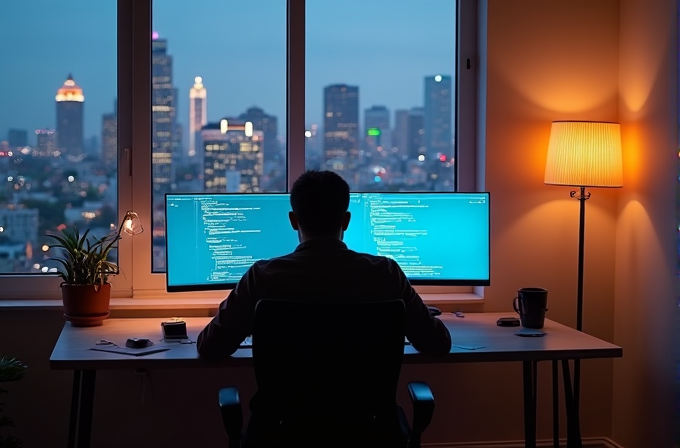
[165,192,490,292]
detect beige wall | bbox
[614,0,678,447]
[481,0,622,440]
[1,0,677,447]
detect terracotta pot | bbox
[61,283,111,327]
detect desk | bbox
[50,313,622,448]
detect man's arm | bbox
[392,261,452,356]
[196,267,257,360]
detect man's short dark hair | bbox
[290,170,350,237]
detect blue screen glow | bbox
[165,192,490,292]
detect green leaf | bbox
[0,358,27,383]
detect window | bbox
[0,0,477,300]
[305,0,457,192]
[0,0,122,298]
[149,1,287,273]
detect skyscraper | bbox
[201,119,264,193]
[364,105,390,161]
[189,76,207,159]
[55,74,84,158]
[152,34,177,192]
[239,107,278,162]
[323,84,359,176]
[34,129,57,156]
[424,75,452,159]
[393,109,410,158]
[102,100,117,166]
[407,107,425,160]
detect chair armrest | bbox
[407,381,434,444]
[219,387,243,448]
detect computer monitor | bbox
[165,192,490,292]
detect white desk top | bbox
[49,312,622,370]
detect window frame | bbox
[0,0,479,301]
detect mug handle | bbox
[512,297,521,314]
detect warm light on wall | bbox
[544,121,623,188]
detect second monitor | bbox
[165,192,490,292]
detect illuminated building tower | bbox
[200,119,263,193]
[424,75,452,160]
[407,107,425,160]
[393,109,409,158]
[189,76,207,159]
[102,100,117,165]
[364,105,390,161]
[35,129,57,156]
[151,33,177,192]
[323,84,359,176]
[239,107,278,162]
[55,74,84,158]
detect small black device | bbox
[497,317,520,327]
[161,320,188,339]
[125,338,153,348]
[427,306,442,317]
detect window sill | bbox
[0,292,483,313]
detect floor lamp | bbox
[544,121,623,414]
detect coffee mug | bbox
[512,287,548,329]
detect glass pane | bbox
[151,0,287,272]
[305,0,456,191]
[0,0,117,274]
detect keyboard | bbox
[240,336,411,347]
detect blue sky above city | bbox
[0,0,456,146]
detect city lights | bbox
[0,29,455,276]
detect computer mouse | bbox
[427,306,442,317]
[125,337,153,349]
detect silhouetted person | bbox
[197,170,451,357]
[197,170,451,446]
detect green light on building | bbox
[367,128,381,136]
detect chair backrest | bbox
[252,299,406,423]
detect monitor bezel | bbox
[164,191,490,292]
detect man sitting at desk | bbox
[196,169,451,358]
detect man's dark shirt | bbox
[197,238,452,358]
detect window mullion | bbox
[287,0,306,190]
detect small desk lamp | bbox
[121,211,144,236]
[544,120,623,414]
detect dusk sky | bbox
[0,0,456,146]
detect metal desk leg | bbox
[67,369,97,448]
[561,360,582,448]
[523,361,537,448]
[68,370,81,448]
[553,360,559,448]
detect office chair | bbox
[218,299,435,448]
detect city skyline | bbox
[0,0,457,145]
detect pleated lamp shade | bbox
[544,121,623,188]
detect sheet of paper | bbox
[90,346,170,357]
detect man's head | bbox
[289,170,351,240]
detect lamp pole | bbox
[570,186,589,414]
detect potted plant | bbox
[0,356,28,448]
[46,211,142,327]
